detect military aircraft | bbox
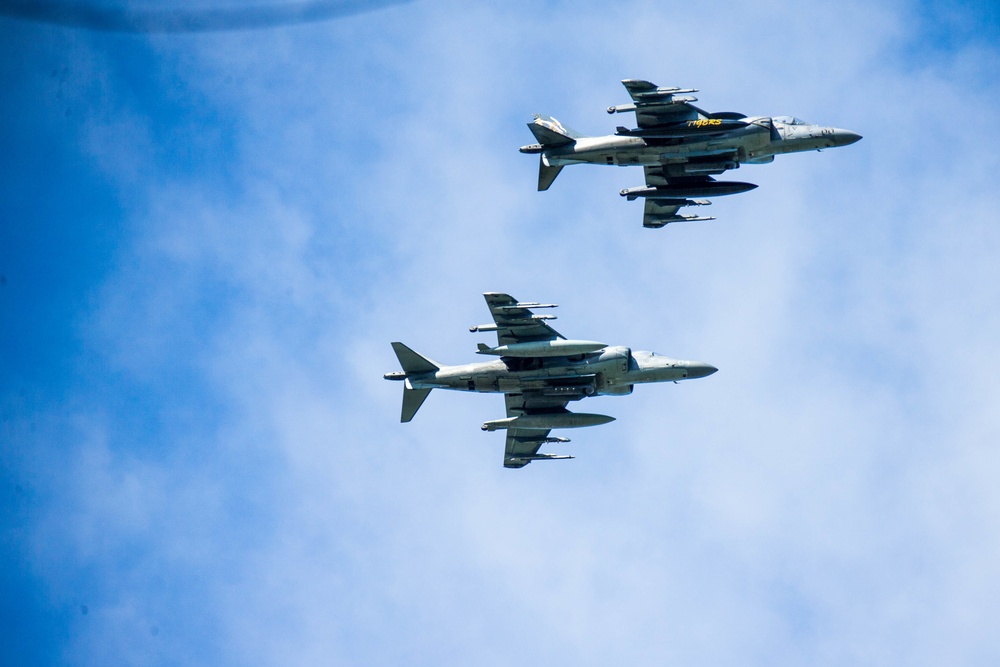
[520,79,862,228]
[384,293,717,468]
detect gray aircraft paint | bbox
[521,80,862,228]
[385,293,716,468]
[400,346,714,395]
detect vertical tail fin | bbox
[401,387,432,423]
[390,342,440,423]
[538,158,564,191]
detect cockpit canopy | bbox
[773,115,809,126]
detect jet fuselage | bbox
[395,346,716,398]
[531,117,861,172]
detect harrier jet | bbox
[384,293,717,468]
[520,79,862,228]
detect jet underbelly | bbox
[497,372,598,398]
[612,147,663,166]
[475,375,499,392]
[566,136,660,167]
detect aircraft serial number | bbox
[686,119,723,128]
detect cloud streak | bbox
[0,0,412,32]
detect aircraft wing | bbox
[620,79,708,129]
[642,199,684,228]
[637,166,717,228]
[481,292,564,347]
[502,392,573,469]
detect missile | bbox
[633,197,711,208]
[469,316,556,332]
[482,412,615,432]
[644,214,715,228]
[511,435,571,444]
[476,339,607,358]
[507,454,575,462]
[630,85,698,98]
[495,302,557,310]
[620,181,757,200]
[608,103,637,114]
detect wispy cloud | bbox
[0,0,412,32]
[3,1,1000,665]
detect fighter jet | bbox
[384,292,717,468]
[520,79,862,228]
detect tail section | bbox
[389,342,440,423]
[391,342,439,375]
[401,387,431,423]
[537,158,564,191]
[527,114,580,146]
[525,115,580,191]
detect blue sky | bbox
[2,1,1000,665]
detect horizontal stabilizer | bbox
[529,123,573,146]
[527,114,580,145]
[390,342,439,375]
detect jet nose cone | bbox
[686,362,718,379]
[832,129,863,146]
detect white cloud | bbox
[8,1,1000,665]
